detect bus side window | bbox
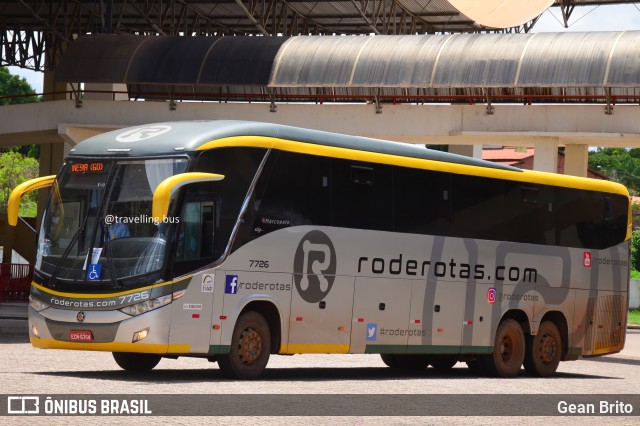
[331,159,393,231]
[394,167,451,236]
[250,151,331,237]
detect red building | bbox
[482,147,607,180]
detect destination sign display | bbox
[71,162,105,173]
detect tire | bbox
[218,311,271,380]
[481,319,525,378]
[429,355,457,372]
[523,321,562,377]
[112,352,161,372]
[380,354,429,370]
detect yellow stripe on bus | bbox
[197,136,629,197]
[30,337,190,354]
[31,277,191,299]
[281,344,350,354]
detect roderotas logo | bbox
[293,230,337,303]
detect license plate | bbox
[70,330,94,341]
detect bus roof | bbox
[69,120,518,171]
[68,120,628,196]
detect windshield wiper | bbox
[102,223,121,288]
[46,218,87,288]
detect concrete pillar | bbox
[448,144,483,159]
[43,69,70,102]
[564,144,589,177]
[533,137,559,173]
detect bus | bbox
[9,120,631,379]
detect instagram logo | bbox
[487,288,497,304]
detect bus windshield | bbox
[36,157,188,285]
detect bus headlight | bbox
[29,295,49,312]
[118,291,184,317]
[119,294,172,316]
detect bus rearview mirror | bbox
[7,175,57,226]
[152,172,225,223]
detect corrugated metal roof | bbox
[55,31,640,103]
[271,31,640,88]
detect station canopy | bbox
[56,31,640,105]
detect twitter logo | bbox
[366,323,378,341]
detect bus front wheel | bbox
[482,319,525,378]
[523,321,562,377]
[112,352,161,372]
[218,311,271,380]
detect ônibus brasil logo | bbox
[293,230,337,303]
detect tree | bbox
[0,151,39,217]
[588,148,640,195]
[0,66,40,105]
[1,67,41,160]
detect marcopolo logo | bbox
[115,125,172,143]
[293,230,337,303]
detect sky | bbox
[6,3,640,94]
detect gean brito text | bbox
[357,254,538,283]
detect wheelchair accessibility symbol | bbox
[87,263,102,281]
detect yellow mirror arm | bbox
[7,175,56,226]
[152,172,225,223]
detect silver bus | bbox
[9,120,631,378]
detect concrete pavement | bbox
[0,303,28,339]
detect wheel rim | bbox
[499,332,516,364]
[538,333,558,365]
[238,327,262,365]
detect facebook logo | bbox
[225,275,239,294]
[366,323,378,342]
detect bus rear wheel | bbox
[524,321,562,377]
[112,352,161,372]
[218,311,271,380]
[380,354,429,370]
[482,319,525,378]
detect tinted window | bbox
[394,168,450,236]
[598,194,629,249]
[331,159,393,231]
[555,187,597,248]
[450,174,505,240]
[249,151,331,238]
[503,183,555,245]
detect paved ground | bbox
[1,303,639,424]
[0,303,28,337]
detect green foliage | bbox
[632,230,640,272]
[588,148,640,195]
[0,145,40,160]
[0,151,39,217]
[0,66,40,105]
[629,310,640,326]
